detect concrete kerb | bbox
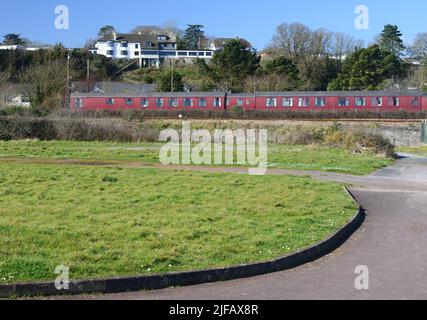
[0,189,365,298]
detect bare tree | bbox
[271,23,312,62]
[330,32,362,60]
[20,60,68,112]
[408,33,427,61]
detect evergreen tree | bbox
[98,26,116,38]
[182,25,206,50]
[328,45,401,90]
[3,33,27,45]
[210,39,260,92]
[379,25,405,56]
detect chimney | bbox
[112,31,117,41]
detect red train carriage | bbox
[70,91,427,113]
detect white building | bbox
[92,32,214,68]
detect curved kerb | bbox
[0,189,365,298]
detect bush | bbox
[344,132,395,158]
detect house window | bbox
[106,98,115,105]
[266,98,277,108]
[411,97,420,106]
[206,52,213,56]
[338,97,349,107]
[298,97,309,107]
[135,52,140,56]
[141,98,148,108]
[282,97,293,107]
[371,97,383,107]
[388,97,400,107]
[198,98,207,107]
[213,97,222,107]
[121,51,128,56]
[156,98,164,107]
[355,97,366,107]
[107,50,114,55]
[125,98,133,105]
[157,35,168,41]
[237,98,244,106]
[135,44,139,49]
[121,42,128,47]
[169,98,178,107]
[314,97,326,107]
[74,98,83,108]
[183,98,193,107]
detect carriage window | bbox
[314,97,326,107]
[298,97,309,107]
[411,97,420,106]
[106,98,115,105]
[183,98,193,107]
[246,99,251,105]
[141,98,148,108]
[388,97,400,107]
[198,98,207,107]
[156,98,164,107]
[237,98,244,106]
[169,98,178,107]
[213,97,222,107]
[338,97,349,107]
[125,98,133,105]
[282,97,293,107]
[371,97,383,107]
[355,97,366,107]
[266,98,277,107]
[74,98,83,108]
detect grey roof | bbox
[72,82,156,95]
[71,90,424,98]
[213,38,252,49]
[98,33,175,49]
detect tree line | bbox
[1,22,427,114]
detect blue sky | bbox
[1,0,426,49]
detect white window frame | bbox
[198,97,207,107]
[355,97,366,107]
[388,97,400,107]
[371,97,383,107]
[314,97,326,107]
[183,98,193,107]
[169,98,178,107]
[282,97,293,107]
[298,97,309,107]
[156,98,164,108]
[141,98,149,108]
[266,98,277,108]
[213,97,222,108]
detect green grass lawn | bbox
[0,161,357,284]
[397,146,427,157]
[0,140,392,175]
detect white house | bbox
[92,32,214,68]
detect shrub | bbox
[344,132,395,158]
